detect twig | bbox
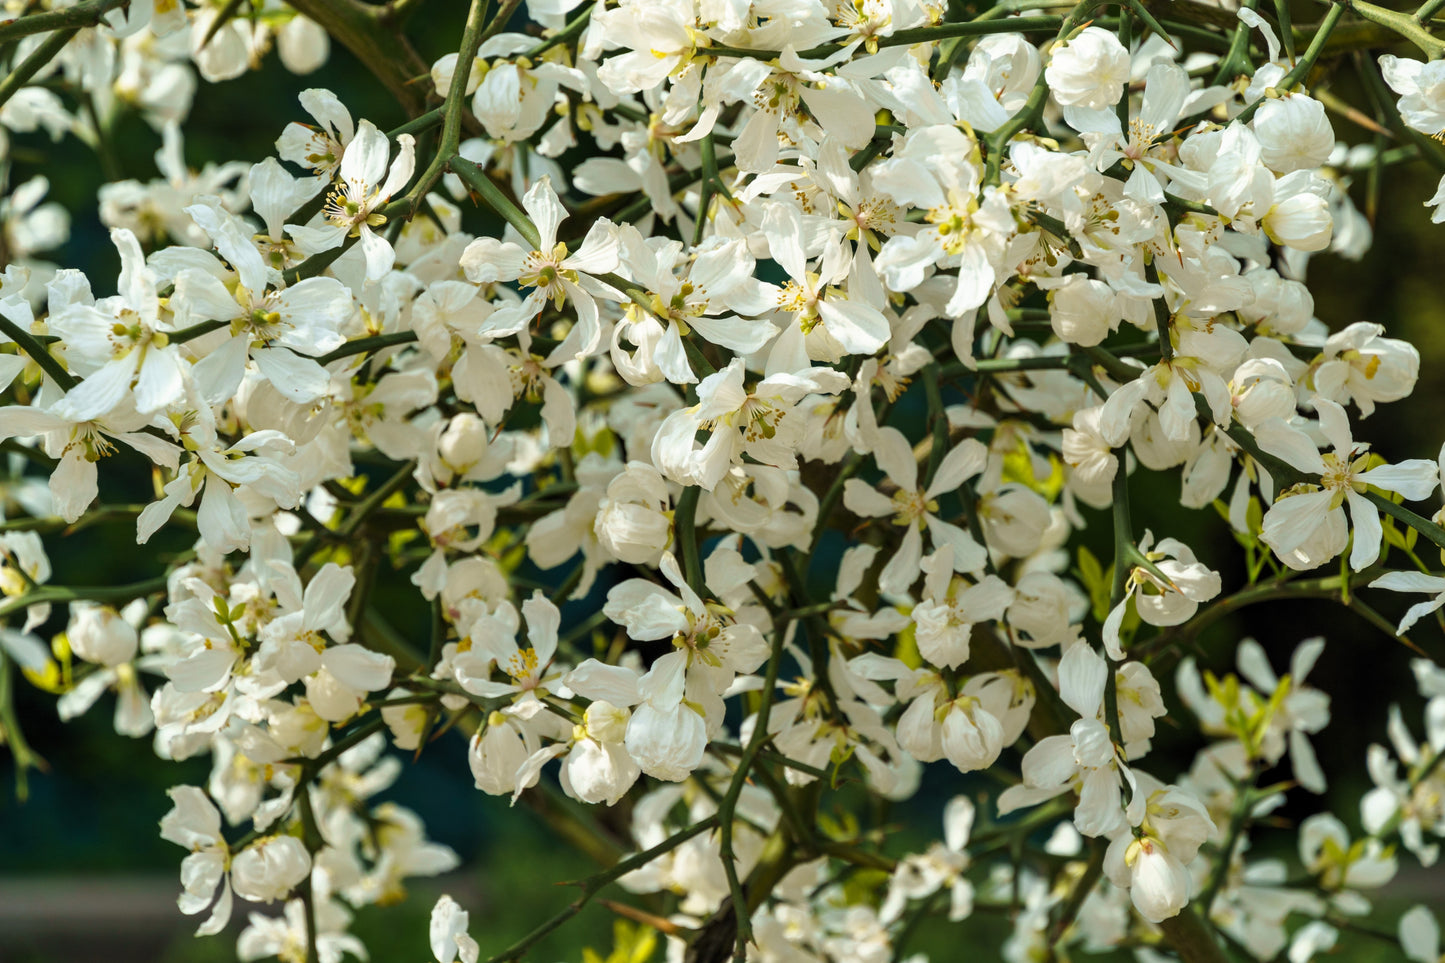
[0,25,77,112]
[0,0,127,43]
[483,817,720,963]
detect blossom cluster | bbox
[3,0,1445,961]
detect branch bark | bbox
[283,0,433,117]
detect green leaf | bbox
[1077,546,1111,623]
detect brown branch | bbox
[283,0,433,117]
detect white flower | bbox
[896,669,1032,775]
[430,894,480,963]
[178,197,354,405]
[1257,399,1438,571]
[48,229,188,421]
[276,89,355,179]
[911,546,1013,670]
[593,0,706,95]
[459,177,620,363]
[651,358,848,490]
[1311,321,1419,417]
[66,602,139,667]
[1046,27,1130,110]
[1103,781,1213,922]
[237,897,365,963]
[287,119,416,281]
[1380,55,1445,138]
[160,786,232,935]
[880,796,976,924]
[1299,812,1396,890]
[0,394,181,523]
[759,201,892,374]
[453,592,565,711]
[251,562,395,722]
[1102,534,1222,660]
[561,699,641,805]
[138,416,301,555]
[1112,834,1191,922]
[614,230,777,385]
[1005,643,1132,837]
[1062,61,1193,203]
[592,461,672,566]
[469,711,533,796]
[1261,171,1334,252]
[1236,637,1331,794]
[1370,570,1445,636]
[1360,703,1443,867]
[843,428,990,599]
[1048,275,1121,347]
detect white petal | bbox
[1346,490,1383,571]
[253,347,330,402]
[522,592,560,666]
[55,353,141,422]
[1314,398,1353,456]
[1399,905,1441,963]
[321,644,394,692]
[358,224,396,281]
[817,297,889,355]
[1254,418,1327,475]
[1058,642,1107,719]
[1260,489,1334,555]
[1358,460,1441,501]
[925,439,988,499]
[523,178,567,250]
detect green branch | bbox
[315,330,418,366]
[0,313,75,390]
[1236,1,1346,124]
[1156,908,1233,963]
[0,576,170,622]
[0,649,45,800]
[483,816,721,963]
[399,0,493,211]
[450,157,541,248]
[714,624,788,960]
[1336,0,1445,57]
[0,25,77,112]
[674,485,709,598]
[0,0,127,43]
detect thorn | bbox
[598,898,692,935]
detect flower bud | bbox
[1254,95,1334,174]
[1239,270,1314,336]
[469,715,527,796]
[979,485,1050,559]
[382,700,429,751]
[67,603,138,666]
[583,700,630,744]
[1125,837,1191,922]
[437,413,492,477]
[230,835,311,903]
[1048,276,1120,347]
[594,463,672,565]
[1263,178,1333,252]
